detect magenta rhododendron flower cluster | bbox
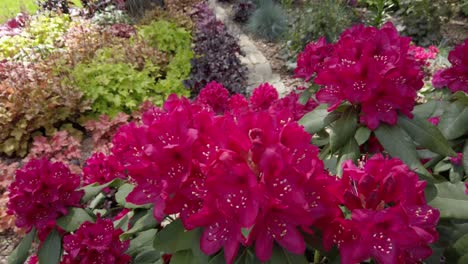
[109,83,332,263]
[61,218,130,264]
[324,155,439,264]
[295,22,425,130]
[7,159,83,239]
[432,38,468,93]
[408,45,438,67]
[82,152,127,185]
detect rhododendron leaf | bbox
[153,219,197,253]
[116,183,151,209]
[127,229,157,255]
[434,161,452,173]
[299,104,339,134]
[430,182,468,219]
[438,101,468,140]
[412,100,448,119]
[452,92,468,106]
[114,213,131,232]
[330,107,358,153]
[234,248,257,264]
[354,126,371,145]
[449,167,464,182]
[399,115,457,157]
[208,251,224,264]
[134,249,161,263]
[38,229,61,264]
[171,250,194,264]
[56,208,94,232]
[81,178,124,202]
[463,142,468,174]
[122,209,157,239]
[458,255,468,264]
[268,245,308,264]
[8,228,36,264]
[374,124,431,177]
[337,138,360,176]
[454,233,468,255]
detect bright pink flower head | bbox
[7,159,83,235]
[62,218,130,264]
[294,37,333,81]
[196,81,230,114]
[298,22,424,130]
[249,83,279,110]
[324,154,439,263]
[83,153,127,186]
[409,45,438,66]
[432,38,468,93]
[27,255,38,264]
[269,89,318,121]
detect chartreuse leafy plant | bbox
[0,13,70,60]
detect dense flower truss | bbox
[432,38,468,93]
[61,218,130,264]
[408,45,438,67]
[110,83,330,263]
[324,155,439,264]
[295,22,425,130]
[7,159,83,238]
[82,152,127,186]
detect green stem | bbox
[314,250,321,264]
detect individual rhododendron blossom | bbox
[296,22,425,130]
[61,218,130,264]
[324,155,439,264]
[82,152,127,186]
[249,83,279,110]
[7,159,83,238]
[109,84,331,263]
[294,37,332,81]
[432,38,468,93]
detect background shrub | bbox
[284,0,356,61]
[232,1,256,24]
[246,0,287,42]
[91,5,132,25]
[186,3,248,95]
[36,0,73,14]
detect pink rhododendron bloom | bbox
[297,22,424,129]
[62,218,130,264]
[82,153,127,186]
[7,159,83,237]
[427,116,440,126]
[249,83,279,110]
[409,45,438,66]
[195,81,230,114]
[294,37,332,81]
[450,153,463,166]
[432,38,468,93]
[324,155,439,263]
[109,84,328,263]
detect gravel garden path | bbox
[208,0,290,96]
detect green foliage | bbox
[138,20,192,54]
[398,0,453,46]
[285,0,356,60]
[461,0,468,16]
[246,0,287,42]
[91,5,132,26]
[70,55,160,116]
[0,13,70,60]
[359,0,399,26]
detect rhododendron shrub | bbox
[324,155,439,263]
[432,38,468,93]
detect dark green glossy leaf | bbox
[267,245,308,264]
[127,229,157,256]
[234,248,258,264]
[56,208,94,232]
[38,229,61,264]
[374,124,431,177]
[134,249,161,263]
[329,107,358,153]
[354,126,371,145]
[399,115,456,157]
[438,101,468,140]
[337,138,360,176]
[454,233,468,255]
[429,182,468,219]
[8,228,36,264]
[122,209,157,239]
[80,178,124,203]
[153,219,197,253]
[171,250,194,264]
[208,251,225,264]
[299,104,339,134]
